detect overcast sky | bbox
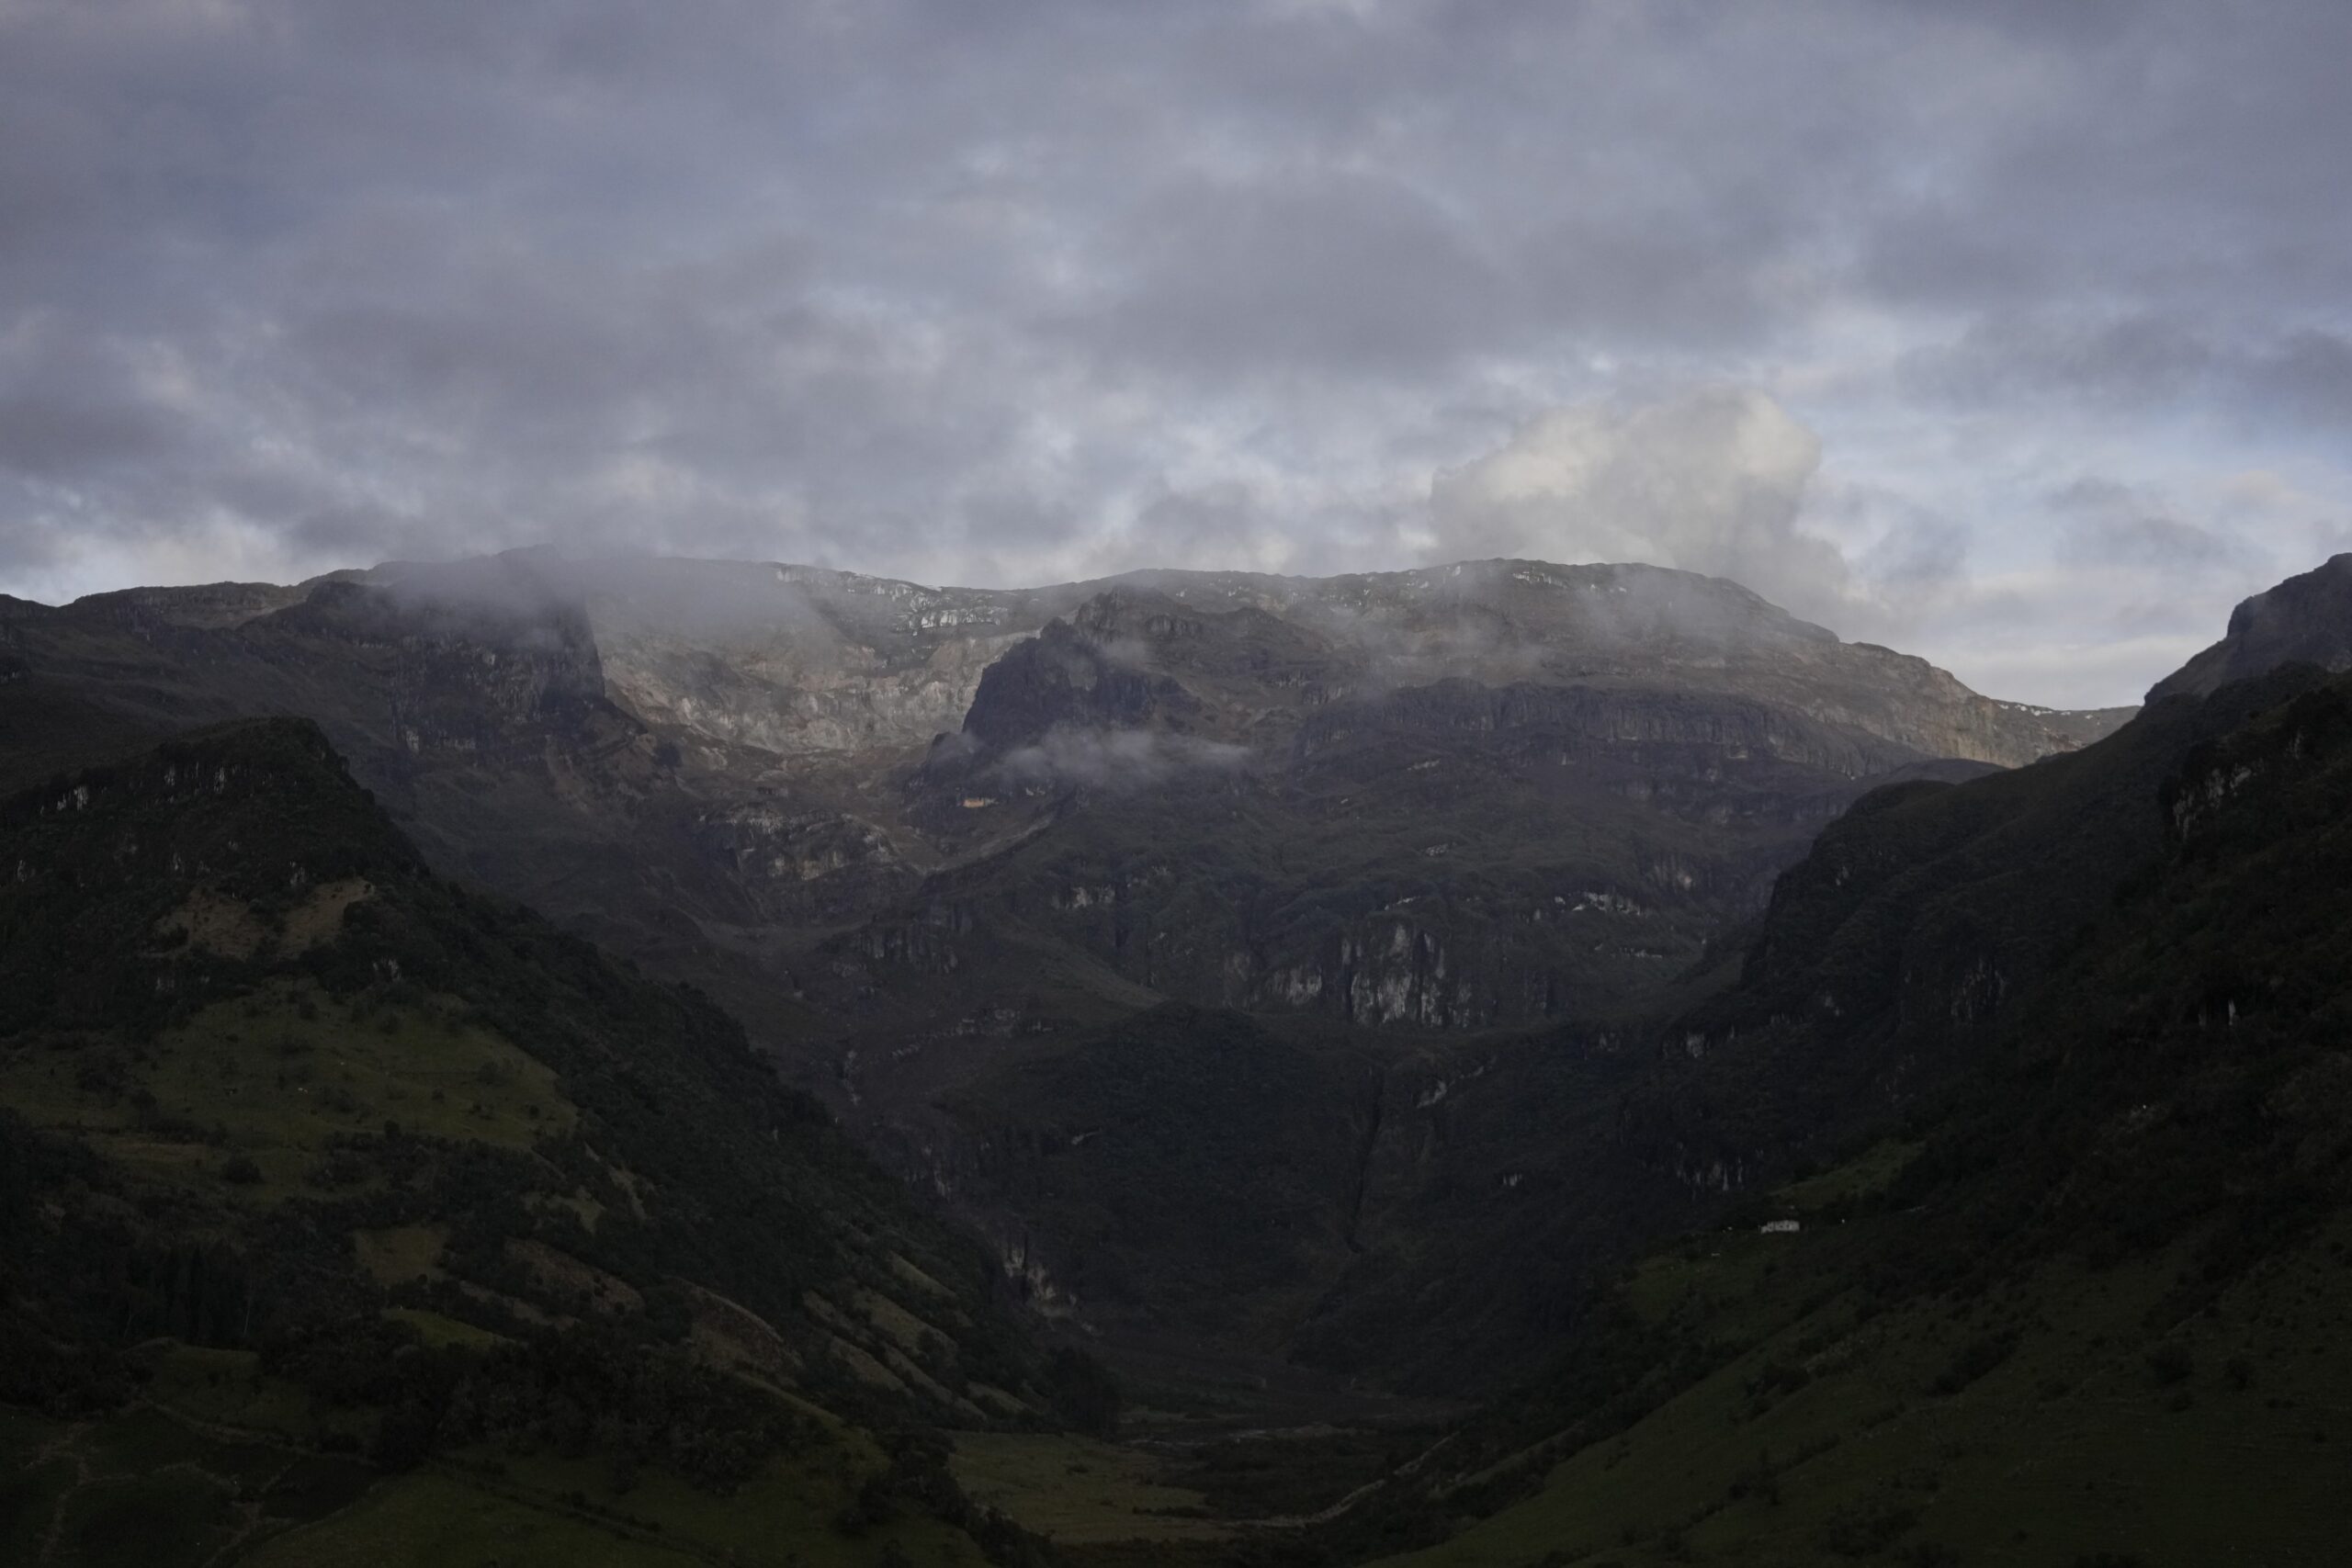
[4,0,2349,705]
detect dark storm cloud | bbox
[2,0,2350,704]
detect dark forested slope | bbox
[1306,664,2352,1566]
[0,717,1076,1565]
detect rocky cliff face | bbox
[265,579,614,759]
[808,563,2108,1052]
[446,556,1057,760]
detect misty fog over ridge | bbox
[31,545,2159,716]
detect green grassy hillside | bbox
[1283,671,2352,1566]
[0,718,1079,1565]
[1367,1202,2352,1567]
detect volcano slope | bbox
[0,717,1099,1567]
[0,552,2132,1388]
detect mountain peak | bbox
[2149,551,2352,703]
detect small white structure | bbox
[1758,1218,1802,1235]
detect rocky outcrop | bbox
[694,801,916,923]
[960,616,1205,751]
[504,557,1049,759]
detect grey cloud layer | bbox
[3,0,2349,705]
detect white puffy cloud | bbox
[1427,389,1855,626]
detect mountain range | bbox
[0,551,2132,1376]
[7,547,2352,1564]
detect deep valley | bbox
[6,548,2351,1565]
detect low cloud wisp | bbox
[998,728,1253,793]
